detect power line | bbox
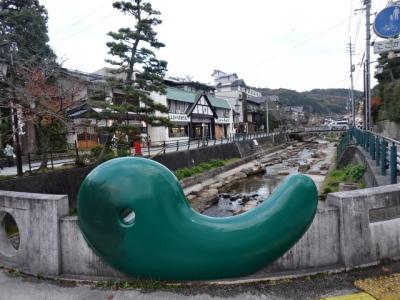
[255,16,351,68]
[55,13,114,42]
[53,2,110,35]
[347,0,355,41]
[354,51,365,86]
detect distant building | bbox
[62,69,232,147]
[158,87,232,141]
[212,70,266,133]
[283,106,305,123]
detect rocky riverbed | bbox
[186,138,336,216]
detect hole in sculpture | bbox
[0,212,20,257]
[120,208,135,225]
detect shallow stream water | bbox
[202,141,327,217]
[202,174,284,217]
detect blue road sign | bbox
[374,5,400,39]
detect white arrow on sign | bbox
[374,39,400,54]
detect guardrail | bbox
[349,127,399,184]
[132,127,346,157]
[142,131,276,157]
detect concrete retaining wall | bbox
[60,216,124,278]
[2,182,400,279]
[337,145,389,187]
[0,165,96,211]
[59,207,341,278]
[373,120,400,141]
[153,142,241,171]
[153,133,287,171]
[327,184,400,269]
[263,206,340,273]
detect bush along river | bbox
[187,138,336,217]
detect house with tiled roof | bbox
[152,87,232,142]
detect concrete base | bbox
[0,191,68,275]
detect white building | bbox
[212,70,266,133]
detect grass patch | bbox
[174,158,240,180]
[5,224,18,236]
[320,164,367,199]
[0,175,16,180]
[325,133,339,143]
[93,279,182,290]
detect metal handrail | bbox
[349,127,399,184]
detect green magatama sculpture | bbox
[77,157,318,280]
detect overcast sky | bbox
[40,0,387,92]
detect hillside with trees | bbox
[373,52,400,123]
[257,87,363,115]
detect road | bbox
[0,261,399,299]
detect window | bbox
[216,108,229,118]
[169,126,189,138]
[168,100,189,114]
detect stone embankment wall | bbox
[1,183,400,280]
[373,121,400,141]
[153,133,287,171]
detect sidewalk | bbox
[0,261,399,300]
[0,158,75,176]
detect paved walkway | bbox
[0,158,75,176]
[1,261,399,300]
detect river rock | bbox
[210,182,224,189]
[241,195,251,203]
[235,172,247,179]
[308,170,321,175]
[186,194,197,202]
[311,151,324,159]
[320,163,330,171]
[206,188,219,196]
[278,170,290,175]
[219,193,231,199]
[298,164,310,173]
[243,200,258,211]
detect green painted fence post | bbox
[371,134,375,160]
[381,140,387,176]
[376,137,380,167]
[390,143,397,184]
[364,131,368,150]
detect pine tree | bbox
[0,0,55,61]
[0,0,73,171]
[104,0,170,128]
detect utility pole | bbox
[8,43,23,176]
[264,97,270,134]
[347,40,355,126]
[364,62,368,131]
[364,0,372,130]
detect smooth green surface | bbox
[77,157,318,280]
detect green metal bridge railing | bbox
[339,127,399,184]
